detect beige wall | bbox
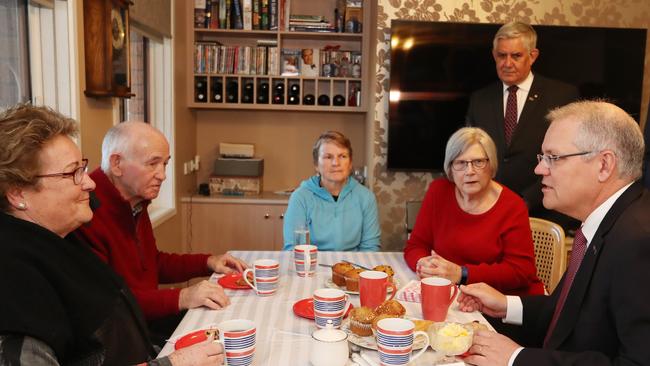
[195,110,367,191]
[372,0,650,250]
[154,0,199,252]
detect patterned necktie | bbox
[504,85,519,146]
[543,228,588,348]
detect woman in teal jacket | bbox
[283,131,380,251]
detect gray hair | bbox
[100,121,161,173]
[444,127,498,179]
[493,21,537,53]
[547,100,645,180]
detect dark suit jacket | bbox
[514,181,650,365]
[466,75,579,225]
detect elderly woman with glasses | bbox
[0,104,222,365]
[404,127,544,295]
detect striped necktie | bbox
[504,85,518,146]
[543,228,588,347]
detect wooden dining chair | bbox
[530,217,567,294]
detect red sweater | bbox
[76,169,211,320]
[404,179,544,296]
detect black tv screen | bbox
[387,21,647,171]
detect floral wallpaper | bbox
[373,0,650,250]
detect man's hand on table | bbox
[457,283,507,319]
[168,339,224,366]
[207,253,248,274]
[179,280,230,311]
[465,330,520,366]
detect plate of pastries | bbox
[341,300,429,350]
[327,262,399,294]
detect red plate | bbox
[174,329,217,350]
[218,273,252,290]
[293,298,354,320]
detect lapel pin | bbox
[591,245,597,254]
[528,94,538,101]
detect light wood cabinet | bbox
[187,0,371,112]
[181,194,288,254]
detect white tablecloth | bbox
[158,251,490,365]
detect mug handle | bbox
[384,281,397,301]
[342,294,352,315]
[212,338,228,366]
[304,249,310,273]
[447,284,459,306]
[410,331,430,363]
[242,268,258,292]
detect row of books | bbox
[194,43,280,76]
[288,14,336,33]
[194,0,291,31]
[280,49,362,78]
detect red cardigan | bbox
[76,169,211,320]
[404,179,544,296]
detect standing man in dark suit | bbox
[457,100,650,366]
[466,21,579,228]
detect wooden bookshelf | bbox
[187,0,370,112]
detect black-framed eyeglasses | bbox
[536,151,592,168]
[35,158,89,185]
[451,158,489,171]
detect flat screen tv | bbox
[387,21,647,171]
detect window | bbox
[0,0,77,118]
[120,27,175,227]
[0,0,30,106]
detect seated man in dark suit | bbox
[458,100,650,366]
[466,21,579,230]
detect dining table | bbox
[158,250,492,365]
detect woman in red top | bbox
[404,127,544,295]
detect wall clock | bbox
[83,0,133,98]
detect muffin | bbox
[371,313,399,331]
[374,299,406,317]
[332,262,355,287]
[373,265,395,282]
[349,306,376,337]
[412,319,434,332]
[344,268,365,292]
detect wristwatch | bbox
[460,266,468,285]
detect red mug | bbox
[421,277,458,321]
[359,271,396,308]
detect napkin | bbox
[395,279,421,303]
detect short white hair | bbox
[547,100,645,180]
[100,121,162,173]
[443,127,498,179]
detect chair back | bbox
[405,201,423,237]
[530,217,566,293]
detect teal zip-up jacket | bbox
[282,175,381,251]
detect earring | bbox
[17,202,26,210]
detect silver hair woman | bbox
[404,126,544,296]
